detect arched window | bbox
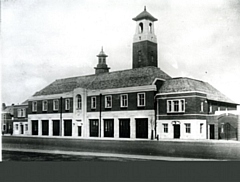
[76,95,82,110]
[149,23,152,33]
[139,22,143,33]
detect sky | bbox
[1,0,240,106]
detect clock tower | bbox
[132,7,158,69]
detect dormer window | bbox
[76,95,82,110]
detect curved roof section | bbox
[158,77,237,104]
[33,66,171,96]
[132,7,158,22]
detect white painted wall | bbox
[157,119,207,140]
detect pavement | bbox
[2,147,221,161]
[2,136,240,161]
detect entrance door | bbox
[32,120,38,135]
[119,119,130,138]
[104,119,114,137]
[53,120,60,136]
[173,124,180,139]
[20,124,24,134]
[64,120,72,136]
[210,124,215,139]
[42,120,49,136]
[90,119,99,137]
[136,118,148,139]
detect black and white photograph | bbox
[1,0,240,162]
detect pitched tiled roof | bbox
[33,66,171,96]
[158,77,237,104]
[132,7,158,21]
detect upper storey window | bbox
[138,22,143,33]
[53,100,59,111]
[105,95,112,108]
[17,108,26,117]
[137,93,145,107]
[42,100,48,111]
[76,95,82,110]
[32,101,37,112]
[65,99,70,111]
[167,99,185,113]
[91,97,96,109]
[120,94,128,108]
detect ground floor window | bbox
[163,124,168,133]
[25,124,28,131]
[3,124,6,131]
[185,123,191,133]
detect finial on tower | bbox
[144,6,146,11]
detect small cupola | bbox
[94,47,110,75]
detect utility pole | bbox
[60,97,63,136]
[99,93,102,137]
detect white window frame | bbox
[185,123,191,133]
[137,93,145,107]
[167,99,185,113]
[65,99,70,110]
[42,100,48,111]
[120,94,128,108]
[76,95,82,110]
[91,97,96,109]
[53,99,59,111]
[17,108,26,117]
[105,95,112,108]
[16,124,19,130]
[32,101,37,112]
[209,105,212,113]
[200,102,204,112]
[163,124,168,133]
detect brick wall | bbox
[87,91,155,112]
[28,98,73,114]
[132,40,158,68]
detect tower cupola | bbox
[94,47,110,75]
[132,7,158,69]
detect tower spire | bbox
[94,47,110,75]
[144,6,146,11]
